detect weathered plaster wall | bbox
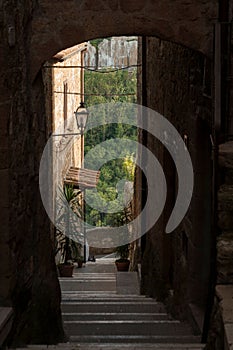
[43,44,85,201]
[138,37,213,320]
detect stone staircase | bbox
[9,260,206,350]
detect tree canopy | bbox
[84,63,137,227]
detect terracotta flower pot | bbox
[58,264,74,277]
[77,260,83,268]
[115,259,130,271]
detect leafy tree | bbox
[84,64,137,227]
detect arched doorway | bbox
[1,0,223,346]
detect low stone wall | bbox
[207,286,233,350]
[207,141,233,350]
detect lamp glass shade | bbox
[74,102,89,132]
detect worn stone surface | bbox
[0,0,65,346]
[206,296,224,350]
[224,324,233,348]
[219,142,233,170]
[218,211,233,231]
[138,36,212,319]
[0,0,230,348]
[218,185,233,211]
[85,37,138,69]
[217,232,233,284]
[225,169,233,185]
[30,0,218,79]
[216,285,233,324]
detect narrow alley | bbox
[8,258,206,350]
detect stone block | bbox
[0,148,9,169]
[108,0,118,11]
[225,169,233,185]
[218,185,233,211]
[219,142,233,169]
[119,0,145,13]
[0,307,13,347]
[225,324,233,347]
[81,0,106,11]
[0,169,9,208]
[216,285,233,324]
[0,207,9,243]
[217,233,233,283]
[218,211,233,231]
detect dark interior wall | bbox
[139,36,213,318]
[0,0,64,346]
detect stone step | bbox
[59,280,116,292]
[62,312,171,321]
[56,266,203,349]
[63,320,195,337]
[11,343,206,350]
[60,278,116,283]
[65,273,116,279]
[61,301,166,313]
[61,294,151,301]
[116,271,140,295]
[62,291,117,298]
[68,335,202,344]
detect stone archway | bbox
[30,0,218,79]
[0,0,221,346]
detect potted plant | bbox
[115,244,130,271]
[55,185,83,277]
[73,247,84,268]
[57,234,75,277]
[76,256,84,268]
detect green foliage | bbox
[55,185,83,264]
[85,69,137,106]
[90,38,107,49]
[84,66,137,228]
[115,244,129,261]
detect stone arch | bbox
[0,0,221,345]
[30,0,218,79]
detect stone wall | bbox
[0,0,64,346]
[43,45,85,197]
[207,286,233,350]
[85,37,138,69]
[42,44,86,265]
[218,142,233,284]
[0,0,226,346]
[137,37,213,320]
[29,0,218,79]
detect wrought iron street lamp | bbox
[74,101,89,263]
[53,101,89,263]
[52,101,89,137]
[74,101,89,135]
